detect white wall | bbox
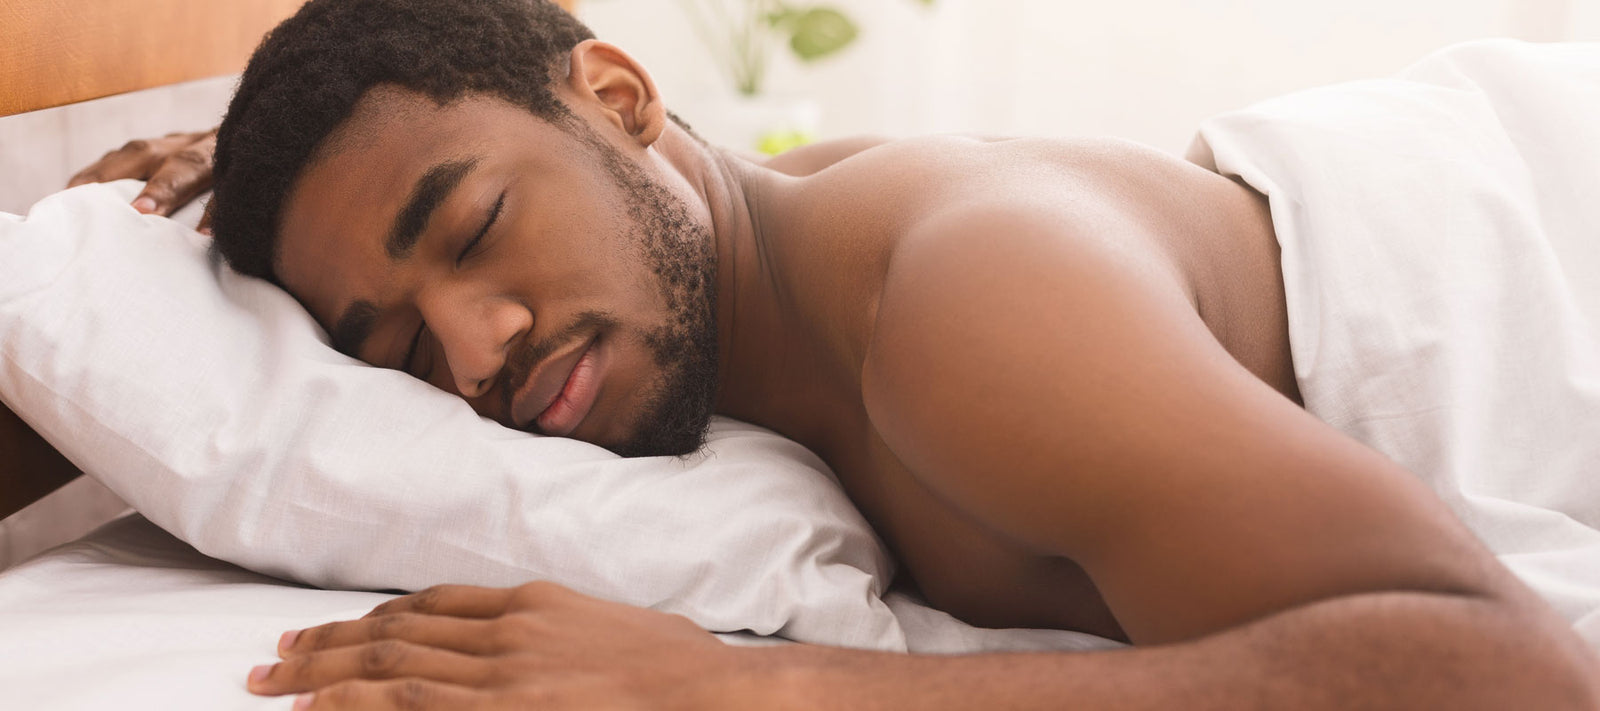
[582,0,1599,154]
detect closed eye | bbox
[401,191,502,376]
[457,191,505,266]
[401,321,428,376]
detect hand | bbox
[67,128,217,229]
[247,582,747,710]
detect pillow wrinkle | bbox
[1,181,907,650]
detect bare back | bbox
[744,135,1302,638]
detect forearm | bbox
[733,591,1599,710]
[0,401,79,519]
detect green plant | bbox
[677,0,933,96]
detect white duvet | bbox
[1197,38,1600,647]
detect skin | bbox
[68,128,218,227]
[43,39,1600,710]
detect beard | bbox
[585,135,721,459]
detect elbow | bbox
[1485,601,1600,711]
[1536,660,1600,711]
[1542,636,1600,711]
[1333,590,1600,710]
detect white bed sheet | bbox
[0,514,381,710]
[0,514,1116,710]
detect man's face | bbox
[276,86,719,457]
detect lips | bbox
[510,334,601,436]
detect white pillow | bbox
[0,181,906,650]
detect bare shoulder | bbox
[859,192,1521,644]
[757,135,895,177]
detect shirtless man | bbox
[17,0,1597,707]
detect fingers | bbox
[365,585,518,620]
[67,138,165,189]
[293,679,491,711]
[65,128,218,217]
[134,131,216,216]
[198,201,214,235]
[284,613,506,658]
[249,640,494,696]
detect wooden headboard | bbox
[0,0,580,116]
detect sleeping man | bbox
[34,0,1600,708]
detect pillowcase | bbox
[0,180,906,650]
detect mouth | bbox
[509,334,605,437]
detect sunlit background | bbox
[580,0,1600,154]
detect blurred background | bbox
[582,0,1600,154]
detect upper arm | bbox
[0,401,80,519]
[862,208,1514,644]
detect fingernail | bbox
[132,197,157,213]
[278,629,300,655]
[293,693,314,710]
[248,664,273,686]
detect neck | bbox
[651,126,839,448]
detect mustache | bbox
[500,310,620,416]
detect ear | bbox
[565,39,667,148]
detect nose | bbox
[416,283,532,399]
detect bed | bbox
[12,4,1600,708]
[0,3,1118,708]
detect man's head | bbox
[211,0,721,457]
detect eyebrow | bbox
[330,299,379,358]
[387,157,480,260]
[328,157,481,359]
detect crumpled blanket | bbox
[1195,39,1600,648]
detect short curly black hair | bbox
[210,0,594,283]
